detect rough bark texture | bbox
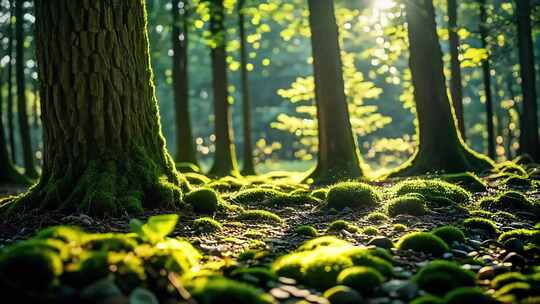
[172,0,199,167]
[3,0,185,216]
[306,0,363,184]
[15,0,38,178]
[208,0,239,177]
[479,0,496,159]
[238,0,255,176]
[516,0,540,160]
[7,0,16,164]
[391,0,493,177]
[447,0,465,139]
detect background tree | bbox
[516,0,540,160]
[447,0,465,138]
[306,0,363,184]
[3,0,185,216]
[391,0,493,176]
[172,0,199,168]
[7,0,15,163]
[207,0,239,177]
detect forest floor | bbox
[0,164,539,304]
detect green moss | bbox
[337,266,384,295]
[393,179,471,204]
[393,224,407,232]
[176,162,200,173]
[498,229,540,246]
[303,254,354,290]
[491,272,528,289]
[230,267,278,287]
[346,249,393,277]
[496,161,528,176]
[327,220,360,233]
[397,232,449,257]
[470,210,494,218]
[185,187,220,214]
[463,217,500,234]
[504,174,532,188]
[83,234,138,252]
[312,188,329,200]
[184,173,211,185]
[445,287,497,304]
[413,260,475,295]
[244,229,264,238]
[480,191,532,212]
[188,276,275,304]
[231,188,285,205]
[493,211,517,220]
[325,182,380,210]
[295,225,319,237]
[193,217,223,232]
[362,226,379,236]
[323,285,362,304]
[238,210,283,224]
[297,236,349,252]
[410,295,445,304]
[494,282,532,300]
[440,172,488,192]
[387,195,427,217]
[431,226,466,244]
[366,212,389,223]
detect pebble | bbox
[270,288,290,300]
[477,266,496,280]
[368,236,394,249]
[451,249,469,258]
[502,252,526,266]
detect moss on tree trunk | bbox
[305,0,363,185]
[3,0,186,216]
[390,0,493,177]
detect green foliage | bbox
[393,179,471,204]
[238,210,283,223]
[294,225,319,237]
[327,220,360,233]
[35,226,86,243]
[413,260,476,295]
[323,285,363,304]
[184,173,212,185]
[129,214,179,244]
[193,217,223,232]
[326,182,380,210]
[444,287,497,304]
[397,232,449,257]
[431,226,466,244]
[463,217,500,234]
[83,234,139,252]
[386,195,427,216]
[188,276,275,304]
[336,266,384,295]
[185,188,220,214]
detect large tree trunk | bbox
[516,0,540,160]
[479,0,496,159]
[3,0,185,216]
[306,0,363,184]
[447,0,465,139]
[172,0,199,168]
[208,0,239,177]
[15,0,38,178]
[7,0,16,164]
[238,0,255,176]
[391,0,492,177]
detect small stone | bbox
[503,238,524,252]
[451,249,469,258]
[502,252,526,266]
[477,266,496,280]
[270,288,290,300]
[443,252,453,259]
[368,236,394,249]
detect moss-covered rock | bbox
[397,232,449,257]
[193,217,223,233]
[238,210,283,224]
[188,276,276,304]
[230,267,278,288]
[362,226,379,236]
[185,188,220,214]
[325,182,380,210]
[294,225,319,237]
[491,272,528,289]
[365,212,389,223]
[393,224,407,232]
[231,188,285,205]
[312,188,329,200]
[479,191,533,212]
[336,266,384,295]
[498,229,540,246]
[387,195,427,217]
[440,172,488,192]
[323,285,362,304]
[327,220,360,233]
[431,226,466,244]
[393,179,471,204]
[463,217,500,234]
[444,287,498,304]
[413,260,475,295]
[504,174,533,188]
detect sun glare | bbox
[373,0,396,11]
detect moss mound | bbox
[362,226,379,235]
[414,260,475,295]
[312,188,329,200]
[184,173,211,185]
[185,188,220,214]
[444,287,498,304]
[193,217,223,232]
[336,266,384,295]
[440,172,488,192]
[498,229,540,246]
[188,276,275,304]
[295,225,319,237]
[366,212,389,223]
[393,179,471,204]
[230,267,278,287]
[327,220,360,233]
[491,272,528,289]
[463,217,500,234]
[393,224,407,232]
[410,295,444,304]
[231,188,285,205]
[387,195,427,216]
[431,226,466,244]
[397,232,449,257]
[480,191,532,212]
[323,285,362,304]
[325,182,380,210]
[238,210,283,224]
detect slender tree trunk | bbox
[506,78,518,160]
[391,0,493,177]
[15,0,38,178]
[479,0,496,159]
[238,0,255,176]
[4,0,185,216]
[208,0,239,177]
[306,0,363,184]
[172,0,199,168]
[447,0,465,139]
[516,0,540,160]
[7,0,16,164]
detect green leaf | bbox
[129,215,179,244]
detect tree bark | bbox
[208,0,239,177]
[306,0,363,184]
[172,0,199,168]
[479,0,496,159]
[516,0,540,160]
[391,0,493,177]
[238,0,255,175]
[7,0,16,164]
[447,0,465,139]
[3,0,185,216]
[15,0,38,178]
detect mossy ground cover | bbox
[0,170,539,303]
